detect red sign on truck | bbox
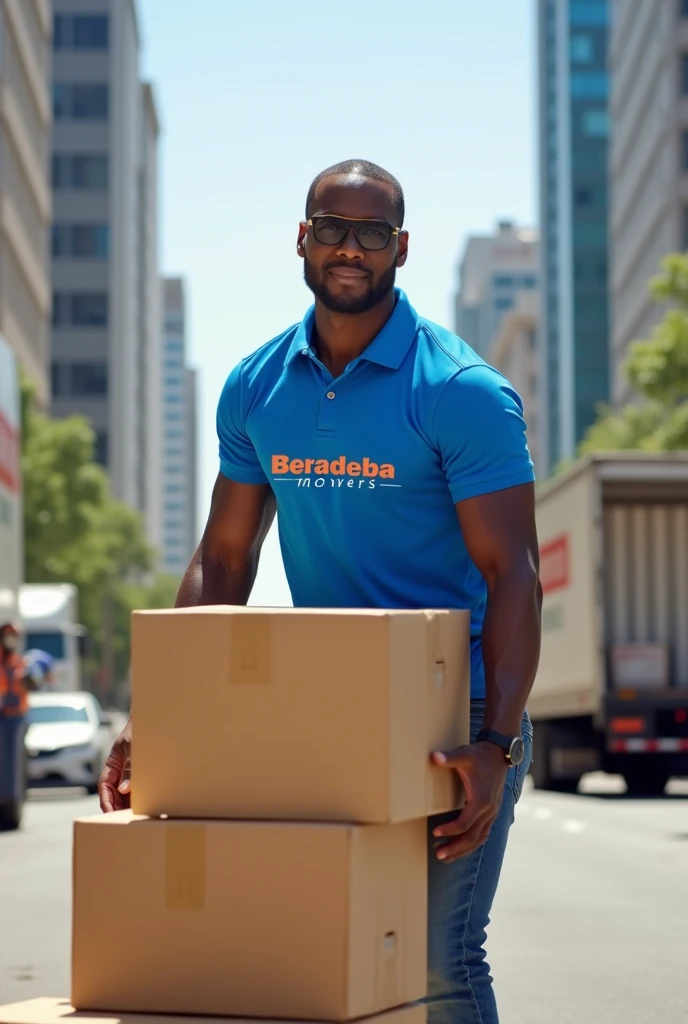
[0,410,19,493]
[539,534,570,595]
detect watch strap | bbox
[476,728,515,753]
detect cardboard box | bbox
[131,606,470,823]
[0,999,426,1024]
[72,812,428,1020]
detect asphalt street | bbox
[1,774,687,1023]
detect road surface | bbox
[1,774,687,1023]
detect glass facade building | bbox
[537,0,610,475]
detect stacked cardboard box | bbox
[0,607,471,1024]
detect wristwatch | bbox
[476,728,525,766]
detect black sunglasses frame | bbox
[307,215,401,251]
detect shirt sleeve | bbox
[216,362,269,484]
[432,364,535,504]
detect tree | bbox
[580,254,688,455]
[20,378,179,692]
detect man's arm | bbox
[176,473,276,608]
[457,481,542,735]
[432,482,541,861]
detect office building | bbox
[454,220,538,361]
[609,0,684,404]
[537,0,610,475]
[0,0,52,403]
[161,277,198,577]
[50,0,162,544]
[488,291,540,475]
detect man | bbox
[0,622,29,828]
[100,159,542,1024]
[0,623,28,717]
[23,648,56,691]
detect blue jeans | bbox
[425,700,533,1024]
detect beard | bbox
[303,257,397,315]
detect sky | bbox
[137,0,537,604]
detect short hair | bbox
[306,159,405,226]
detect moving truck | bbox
[19,583,86,691]
[531,453,688,796]
[0,336,25,829]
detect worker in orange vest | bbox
[0,621,28,828]
[0,622,28,717]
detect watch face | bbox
[509,737,525,766]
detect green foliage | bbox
[580,254,688,456]
[20,378,179,686]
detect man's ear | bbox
[296,221,308,257]
[396,230,409,268]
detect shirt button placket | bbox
[317,388,338,432]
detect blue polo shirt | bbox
[217,289,534,699]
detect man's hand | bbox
[98,719,131,813]
[430,742,509,863]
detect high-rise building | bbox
[161,278,198,577]
[50,0,162,544]
[609,0,682,405]
[488,291,541,475]
[0,0,52,403]
[537,0,610,475]
[454,220,538,361]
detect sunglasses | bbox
[308,215,400,252]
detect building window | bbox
[73,293,108,326]
[574,186,593,208]
[569,1,608,26]
[494,297,514,311]
[582,109,609,136]
[682,0,688,17]
[682,56,688,96]
[683,207,688,249]
[52,224,109,259]
[53,84,109,120]
[493,275,515,288]
[570,72,608,99]
[520,275,537,288]
[52,154,109,190]
[51,362,63,396]
[53,14,109,50]
[570,35,594,63]
[94,432,109,467]
[683,131,688,171]
[69,363,108,397]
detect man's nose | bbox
[336,227,365,260]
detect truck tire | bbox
[623,765,669,797]
[0,799,22,831]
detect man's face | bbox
[0,627,17,652]
[298,175,408,315]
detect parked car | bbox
[25,692,114,794]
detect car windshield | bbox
[28,704,89,724]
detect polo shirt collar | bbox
[284,289,419,370]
